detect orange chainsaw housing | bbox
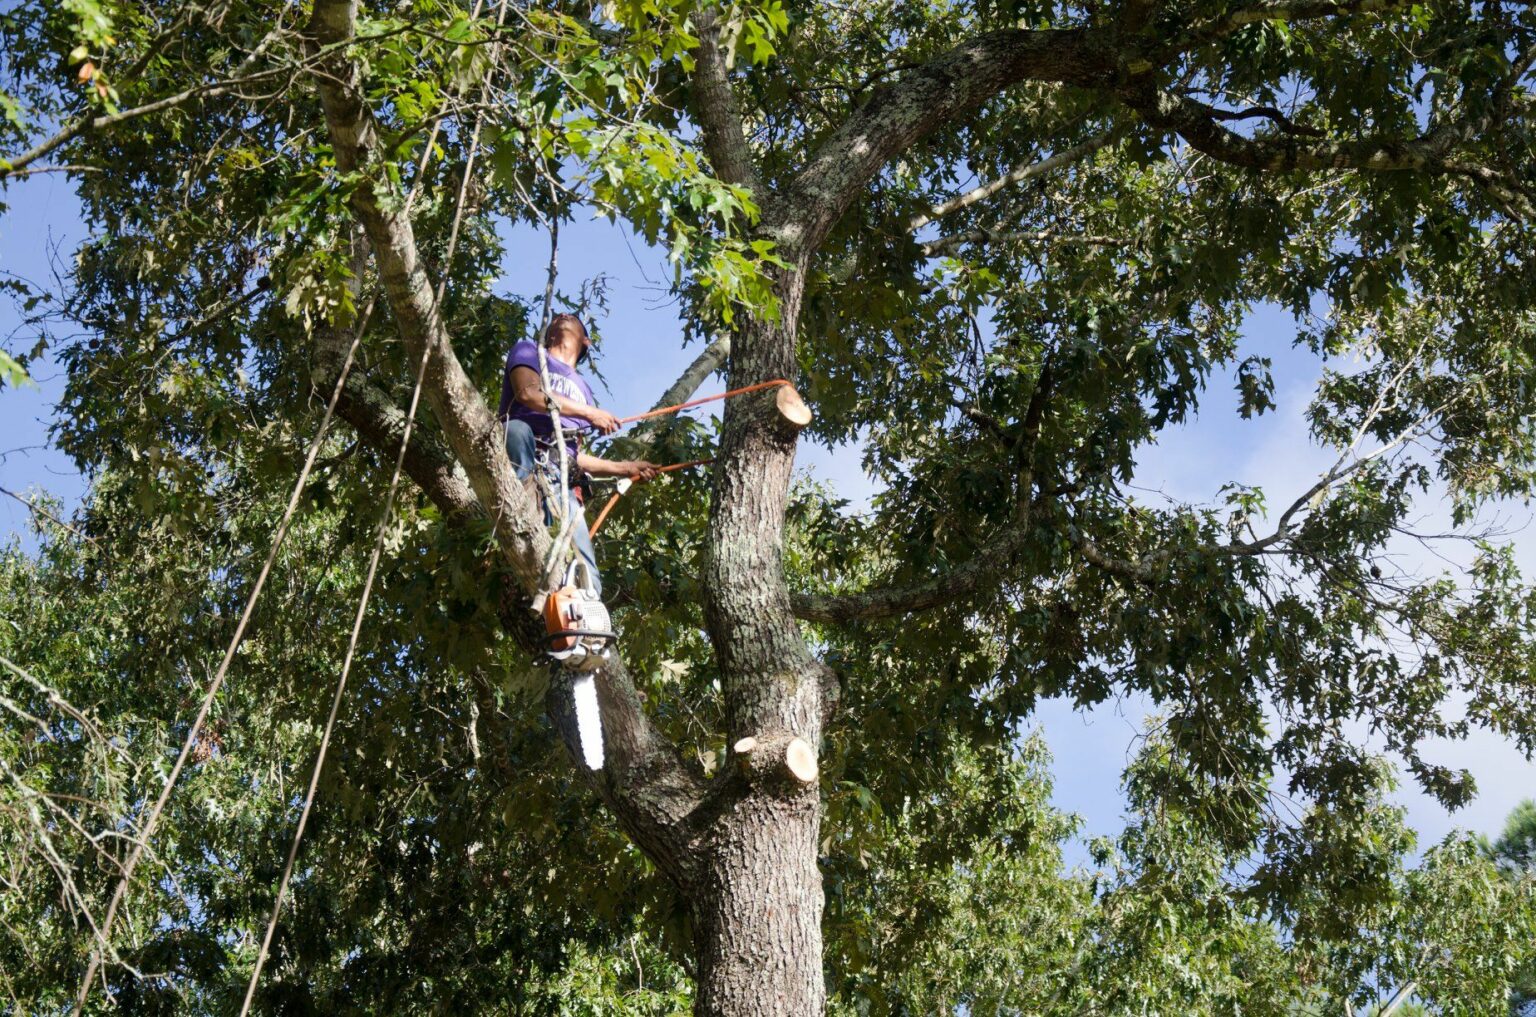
[543,585,582,652]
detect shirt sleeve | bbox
[507,340,541,375]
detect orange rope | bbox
[616,379,789,427]
[587,494,622,540]
[588,380,790,537]
[588,458,714,539]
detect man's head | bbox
[544,312,592,364]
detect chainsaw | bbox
[541,559,612,770]
[542,558,614,667]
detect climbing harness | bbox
[530,434,586,507]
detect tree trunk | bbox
[693,788,824,1016]
[694,281,831,1013]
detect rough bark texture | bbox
[693,790,824,1015]
[695,256,833,1011]
[306,0,547,580]
[690,10,762,192]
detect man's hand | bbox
[584,407,621,435]
[625,460,661,482]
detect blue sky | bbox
[3,174,1532,858]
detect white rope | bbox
[236,0,513,1007]
[533,217,581,585]
[70,294,375,1014]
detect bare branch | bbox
[909,128,1124,232]
[1378,979,1419,1017]
[650,335,733,412]
[1204,103,1326,137]
[0,487,109,557]
[0,165,104,179]
[1067,350,1466,584]
[921,228,1127,257]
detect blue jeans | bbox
[505,419,601,595]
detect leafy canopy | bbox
[1,0,1535,1009]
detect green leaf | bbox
[0,350,33,390]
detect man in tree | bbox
[499,312,659,591]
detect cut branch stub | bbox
[775,384,813,429]
[733,734,819,787]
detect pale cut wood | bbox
[783,737,818,784]
[775,384,813,428]
[731,734,817,785]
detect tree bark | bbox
[693,251,833,1011]
[692,787,824,1015]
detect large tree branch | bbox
[309,232,481,520]
[312,321,480,522]
[689,8,761,191]
[307,0,544,575]
[1116,71,1535,218]
[652,335,732,410]
[792,522,1041,623]
[908,127,1124,232]
[768,27,1112,257]
[773,0,1508,261]
[766,1,1526,627]
[305,0,705,853]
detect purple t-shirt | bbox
[498,340,596,457]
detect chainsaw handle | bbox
[545,628,616,644]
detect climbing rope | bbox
[536,327,579,587]
[70,294,377,1014]
[237,1,513,1007]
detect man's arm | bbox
[508,365,657,479]
[578,453,660,481]
[510,364,621,434]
